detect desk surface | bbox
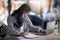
[31,31,60,40]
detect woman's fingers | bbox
[38,28,46,32]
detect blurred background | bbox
[0,0,60,14]
[0,0,55,15]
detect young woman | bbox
[7,4,43,36]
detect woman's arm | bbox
[24,15,42,31]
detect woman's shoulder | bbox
[8,15,15,20]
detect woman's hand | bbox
[38,28,46,32]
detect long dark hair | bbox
[11,4,31,28]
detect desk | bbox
[31,31,60,40]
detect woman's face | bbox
[22,11,30,18]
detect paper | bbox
[24,33,39,39]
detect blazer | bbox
[7,15,40,35]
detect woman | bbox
[7,4,43,36]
